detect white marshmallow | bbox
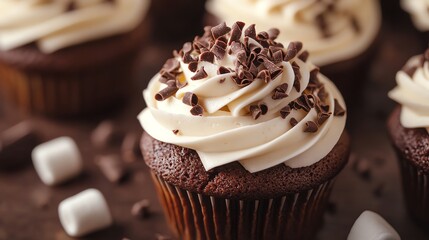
[58,189,113,237]
[347,210,401,240]
[32,137,82,186]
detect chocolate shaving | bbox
[256,70,271,83]
[182,42,193,54]
[316,13,330,38]
[272,50,284,64]
[280,106,291,119]
[211,39,227,60]
[289,118,298,127]
[267,28,280,40]
[244,24,257,39]
[317,112,331,125]
[304,121,318,133]
[219,78,226,83]
[257,31,269,41]
[334,99,346,116]
[190,105,204,116]
[182,92,199,106]
[131,199,151,219]
[292,62,301,92]
[182,53,194,64]
[249,103,268,120]
[298,51,309,62]
[350,16,361,33]
[188,61,198,72]
[272,83,289,100]
[211,22,231,39]
[162,58,180,73]
[155,86,178,101]
[284,42,301,61]
[229,21,245,45]
[191,67,208,80]
[200,51,215,63]
[218,66,231,75]
[95,155,128,184]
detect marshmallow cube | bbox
[59,189,113,237]
[347,210,401,240]
[32,137,82,186]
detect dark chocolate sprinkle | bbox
[280,106,291,119]
[304,121,318,133]
[244,24,257,39]
[272,83,289,100]
[229,21,245,45]
[218,66,231,75]
[188,61,198,73]
[211,39,227,59]
[219,78,226,83]
[190,105,204,116]
[298,51,309,62]
[289,118,298,127]
[211,22,231,39]
[155,86,178,101]
[191,67,208,80]
[182,92,199,106]
[292,62,301,92]
[317,112,331,125]
[200,51,215,63]
[267,28,280,40]
[250,105,262,120]
[334,99,346,116]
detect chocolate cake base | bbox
[387,107,429,230]
[141,131,350,239]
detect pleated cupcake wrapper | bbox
[151,172,335,240]
[0,52,138,116]
[397,152,429,228]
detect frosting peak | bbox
[138,22,346,173]
[206,0,381,66]
[0,0,150,53]
[389,50,429,133]
[401,0,429,31]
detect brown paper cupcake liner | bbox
[150,171,335,240]
[396,151,429,228]
[0,52,138,116]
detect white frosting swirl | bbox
[389,55,429,133]
[206,0,381,66]
[401,0,429,31]
[0,0,149,53]
[138,31,346,173]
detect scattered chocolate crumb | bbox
[191,67,208,80]
[280,106,291,119]
[121,133,141,163]
[272,83,289,100]
[91,120,123,149]
[0,121,40,170]
[304,121,318,133]
[172,129,179,135]
[182,92,199,106]
[219,78,226,83]
[353,158,371,181]
[373,183,384,198]
[290,118,298,127]
[131,199,151,219]
[95,155,128,184]
[190,105,204,116]
[218,66,230,75]
[334,99,346,116]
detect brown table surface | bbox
[1,12,429,240]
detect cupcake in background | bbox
[0,0,150,116]
[139,22,349,240]
[148,0,206,42]
[401,0,429,44]
[387,49,429,230]
[205,0,381,106]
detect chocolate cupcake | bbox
[205,0,381,106]
[0,0,150,116]
[388,50,429,229]
[139,22,349,239]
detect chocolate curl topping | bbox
[190,105,204,116]
[267,28,280,40]
[182,42,193,54]
[188,61,198,72]
[218,66,231,75]
[182,92,199,106]
[211,22,231,40]
[249,103,268,120]
[191,67,208,80]
[317,112,331,125]
[284,42,302,61]
[229,21,245,45]
[244,24,257,40]
[292,62,302,92]
[162,58,180,73]
[290,118,298,127]
[200,51,215,63]
[304,121,318,133]
[280,106,291,119]
[272,83,289,100]
[334,99,346,116]
[155,86,178,101]
[211,39,227,60]
[257,70,271,83]
[298,51,309,62]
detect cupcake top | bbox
[138,22,346,173]
[206,0,381,66]
[401,0,429,31]
[389,49,429,133]
[0,0,149,53]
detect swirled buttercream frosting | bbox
[389,50,429,133]
[401,0,429,31]
[138,22,347,173]
[206,0,381,67]
[0,0,149,53]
